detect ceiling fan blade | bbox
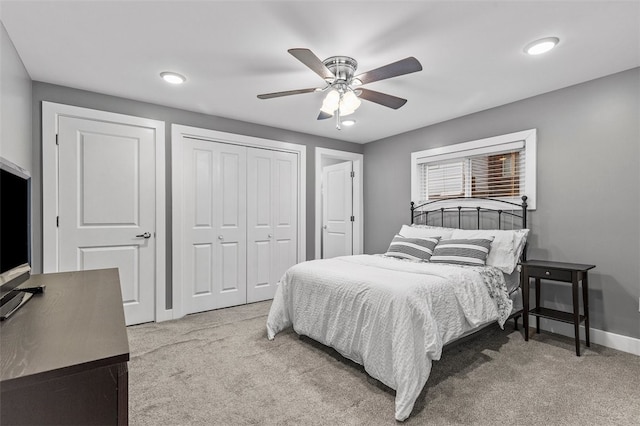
[358,88,408,109]
[288,48,335,80]
[354,57,422,85]
[317,111,333,120]
[257,87,318,99]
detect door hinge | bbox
[350,216,355,222]
[55,134,59,145]
[56,216,59,227]
[350,171,355,178]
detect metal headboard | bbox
[410,196,529,260]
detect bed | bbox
[266,196,529,421]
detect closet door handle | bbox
[268,234,273,239]
[136,232,151,239]
[218,235,224,240]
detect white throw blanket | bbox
[266,255,511,421]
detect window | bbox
[411,129,536,209]
[421,161,465,199]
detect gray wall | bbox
[0,21,32,171]
[363,68,640,340]
[31,82,364,308]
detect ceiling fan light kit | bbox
[320,89,340,114]
[257,48,422,130]
[340,91,362,115]
[320,89,361,116]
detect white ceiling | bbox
[1,1,639,144]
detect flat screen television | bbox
[0,156,32,319]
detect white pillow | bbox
[503,266,522,293]
[399,224,455,239]
[512,229,530,267]
[451,228,529,274]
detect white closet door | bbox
[246,149,273,303]
[182,140,247,314]
[247,149,298,303]
[272,151,298,286]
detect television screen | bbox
[0,157,31,275]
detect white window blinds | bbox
[470,150,524,198]
[420,161,465,199]
[418,148,525,201]
[411,129,537,209]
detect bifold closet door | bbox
[246,149,298,303]
[182,140,247,314]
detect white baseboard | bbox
[527,315,640,356]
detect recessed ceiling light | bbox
[524,37,559,55]
[342,119,356,127]
[160,71,186,84]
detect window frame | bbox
[410,129,537,210]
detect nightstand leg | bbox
[535,278,541,333]
[583,273,590,347]
[522,272,529,341]
[572,275,581,356]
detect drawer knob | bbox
[545,271,550,275]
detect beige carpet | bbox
[127,301,639,425]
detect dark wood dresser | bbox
[1,268,129,425]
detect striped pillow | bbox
[430,238,494,266]
[385,235,440,261]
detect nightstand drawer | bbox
[527,266,572,281]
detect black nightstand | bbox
[520,260,596,356]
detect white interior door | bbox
[247,149,298,303]
[57,116,156,325]
[181,140,247,314]
[322,161,353,259]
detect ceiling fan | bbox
[257,48,423,129]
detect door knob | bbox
[268,234,273,238]
[136,232,151,239]
[323,225,328,229]
[218,235,224,240]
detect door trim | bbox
[171,124,306,320]
[315,148,363,259]
[42,102,167,321]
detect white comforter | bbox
[266,255,512,421]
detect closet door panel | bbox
[193,243,213,295]
[253,241,272,288]
[183,141,246,314]
[247,149,298,303]
[183,143,217,313]
[194,149,213,227]
[247,149,273,302]
[273,151,298,286]
[213,146,247,307]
